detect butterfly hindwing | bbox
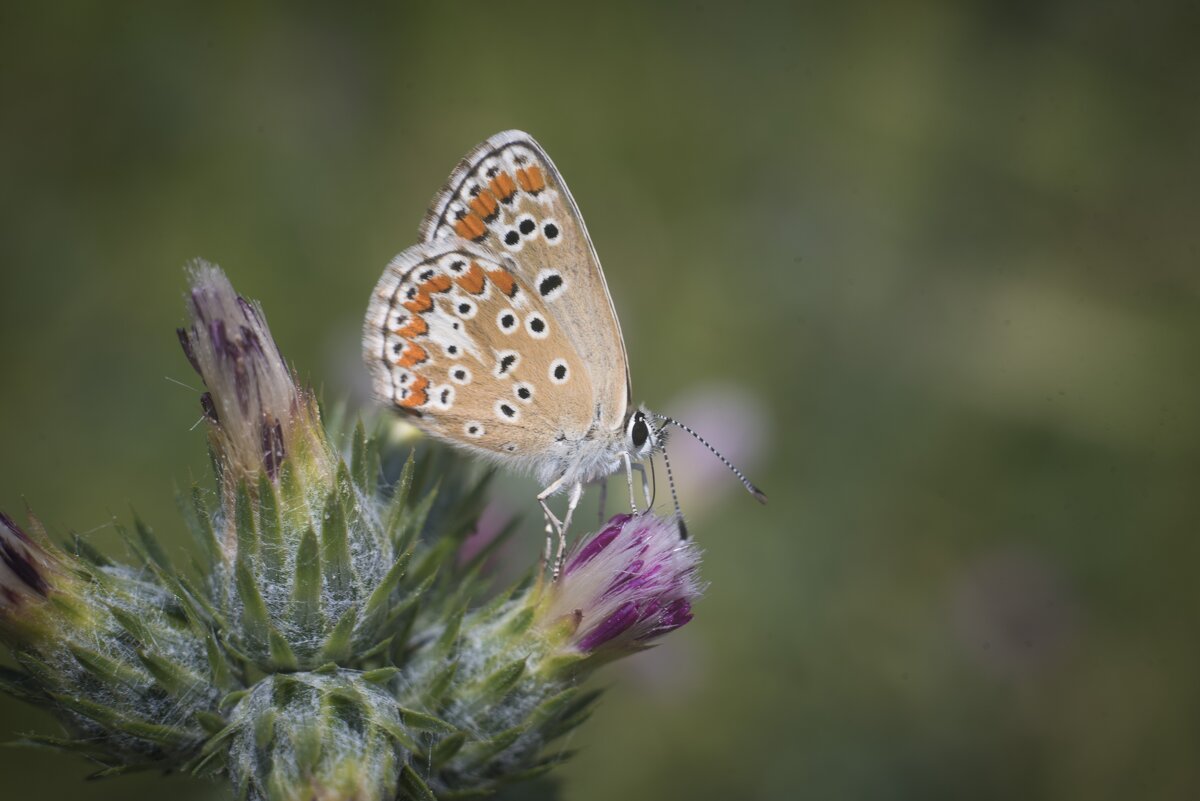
[419,130,631,433]
[363,238,595,462]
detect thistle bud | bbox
[178,262,328,493]
[0,513,73,640]
[537,513,703,663]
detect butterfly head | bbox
[625,406,664,460]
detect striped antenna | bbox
[661,416,768,505]
[658,445,689,540]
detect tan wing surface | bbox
[363,239,594,462]
[418,130,630,432]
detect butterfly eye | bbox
[631,417,650,450]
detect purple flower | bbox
[0,512,57,615]
[178,263,323,483]
[541,514,703,657]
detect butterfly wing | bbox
[363,238,596,470]
[418,130,631,433]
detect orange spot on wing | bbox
[420,275,453,294]
[490,172,517,202]
[397,343,428,368]
[403,293,432,314]
[400,375,428,408]
[516,166,546,194]
[395,316,428,338]
[487,269,518,298]
[470,188,499,220]
[455,262,487,294]
[455,214,488,241]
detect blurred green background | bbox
[3,2,1199,799]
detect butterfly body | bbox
[364,131,761,572]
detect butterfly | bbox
[363,131,765,575]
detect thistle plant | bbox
[0,263,702,800]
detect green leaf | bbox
[458,724,526,768]
[67,643,146,688]
[394,482,438,556]
[425,660,459,709]
[194,711,227,735]
[384,451,416,540]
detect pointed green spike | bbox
[291,526,321,632]
[458,724,527,768]
[234,481,258,561]
[131,514,171,571]
[50,693,195,746]
[277,461,310,530]
[179,484,218,564]
[501,607,535,638]
[385,451,416,535]
[474,658,527,706]
[396,706,456,734]
[219,689,250,711]
[69,533,111,567]
[432,605,467,659]
[320,489,352,598]
[399,764,437,801]
[195,711,227,736]
[361,667,400,684]
[67,643,146,687]
[357,550,412,636]
[256,473,285,583]
[425,660,459,709]
[375,715,421,752]
[268,629,299,671]
[430,731,466,769]
[235,557,270,645]
[313,662,338,674]
[357,634,395,662]
[254,708,277,750]
[203,632,235,690]
[137,649,204,696]
[409,536,455,589]
[320,607,356,664]
[110,607,156,646]
[10,733,113,758]
[394,482,438,555]
[0,666,41,702]
[351,421,369,492]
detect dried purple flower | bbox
[178,262,326,487]
[0,513,51,610]
[538,513,702,659]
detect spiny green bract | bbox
[1,432,602,801]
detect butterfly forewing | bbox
[418,130,631,433]
[363,239,594,462]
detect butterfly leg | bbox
[630,461,651,511]
[597,479,608,523]
[621,452,639,515]
[537,475,568,578]
[552,481,584,579]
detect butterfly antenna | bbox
[661,416,768,504]
[658,443,689,540]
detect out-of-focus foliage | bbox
[1,2,1197,800]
